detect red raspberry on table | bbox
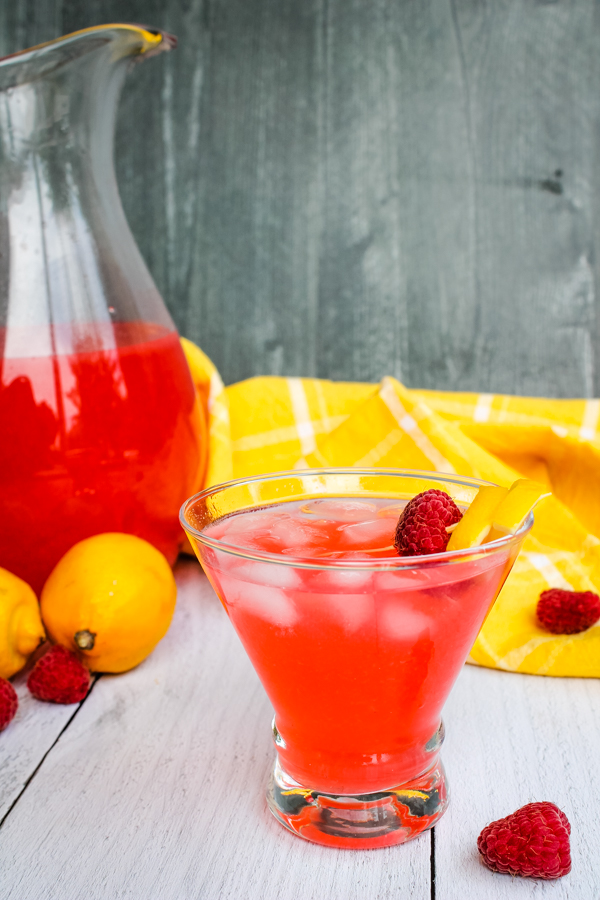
[537,589,600,635]
[394,489,462,556]
[0,678,18,731]
[477,802,571,879]
[27,645,90,704]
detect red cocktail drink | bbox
[181,470,530,848]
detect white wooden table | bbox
[1,559,599,899]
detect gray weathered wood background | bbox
[1,0,599,397]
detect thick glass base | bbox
[266,755,449,849]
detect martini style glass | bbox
[181,469,530,849]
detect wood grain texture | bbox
[0,563,431,900]
[0,667,92,822]
[2,565,598,898]
[0,0,599,395]
[439,664,600,898]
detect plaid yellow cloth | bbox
[181,338,600,678]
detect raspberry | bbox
[478,802,571,879]
[537,589,600,635]
[27,645,90,704]
[394,489,462,556]
[0,678,18,731]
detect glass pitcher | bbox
[0,25,207,594]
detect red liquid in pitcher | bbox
[0,322,205,594]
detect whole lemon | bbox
[40,534,177,673]
[0,567,46,678]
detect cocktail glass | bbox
[180,469,531,849]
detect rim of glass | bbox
[180,468,534,570]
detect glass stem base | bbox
[266,755,449,849]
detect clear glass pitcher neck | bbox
[0,24,176,358]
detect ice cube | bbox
[372,570,403,592]
[378,601,431,641]
[326,593,374,631]
[232,559,305,590]
[211,509,273,537]
[229,580,299,628]
[337,518,395,548]
[269,516,327,554]
[300,499,378,522]
[297,588,374,632]
[209,508,294,552]
[376,503,407,519]
[372,567,434,593]
[310,567,375,593]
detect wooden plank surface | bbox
[439,665,600,898]
[0,562,431,900]
[0,0,598,395]
[2,563,598,898]
[0,668,94,824]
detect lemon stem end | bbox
[74,630,96,651]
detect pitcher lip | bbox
[0,23,176,68]
[180,467,534,569]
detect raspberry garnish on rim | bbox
[393,478,550,556]
[394,489,462,556]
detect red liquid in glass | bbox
[201,498,515,794]
[0,322,205,594]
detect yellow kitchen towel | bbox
[181,339,600,678]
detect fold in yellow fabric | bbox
[181,338,600,678]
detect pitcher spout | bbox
[0,24,176,86]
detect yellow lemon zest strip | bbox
[447,485,508,551]
[489,479,552,539]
